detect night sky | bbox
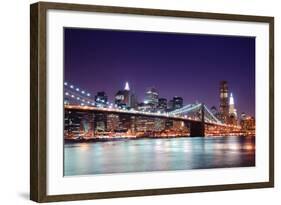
[64,28,255,117]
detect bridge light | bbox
[71,95,74,98]
[77,97,80,100]
[76,88,79,91]
[87,93,90,96]
[64,82,68,86]
[70,85,74,89]
[81,90,85,94]
[65,92,69,96]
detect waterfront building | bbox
[240,112,247,121]
[95,91,108,107]
[240,115,255,133]
[219,81,229,123]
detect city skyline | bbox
[64,28,255,117]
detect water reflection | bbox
[64,136,255,176]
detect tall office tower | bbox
[229,93,237,117]
[124,81,130,91]
[115,82,131,108]
[95,91,108,107]
[172,96,183,110]
[219,81,229,123]
[158,98,168,112]
[144,87,159,109]
[229,93,238,125]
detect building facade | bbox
[219,81,229,123]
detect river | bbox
[64,136,255,176]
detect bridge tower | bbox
[189,103,205,137]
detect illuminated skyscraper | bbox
[115,82,137,109]
[144,87,159,112]
[229,93,237,117]
[158,98,168,112]
[229,93,237,125]
[172,96,183,110]
[95,91,108,107]
[219,81,229,123]
[124,81,130,91]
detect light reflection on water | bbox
[64,136,255,176]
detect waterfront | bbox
[64,136,255,176]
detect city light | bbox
[63,81,255,139]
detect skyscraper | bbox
[144,87,159,106]
[219,81,229,123]
[115,82,137,109]
[229,93,238,124]
[158,98,168,112]
[95,91,108,107]
[124,81,130,91]
[172,96,183,110]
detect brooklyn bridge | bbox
[64,83,243,139]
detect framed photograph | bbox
[30,2,274,202]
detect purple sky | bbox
[64,28,255,117]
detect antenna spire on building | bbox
[229,92,234,105]
[124,82,130,91]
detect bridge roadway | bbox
[65,105,228,136]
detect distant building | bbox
[240,112,247,121]
[130,92,138,109]
[115,82,131,108]
[240,114,255,133]
[115,82,137,109]
[229,93,238,125]
[219,81,229,123]
[144,88,159,107]
[167,96,183,111]
[115,90,130,108]
[210,106,218,115]
[137,102,154,112]
[167,99,174,112]
[95,91,108,107]
[172,96,183,110]
[158,98,167,112]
